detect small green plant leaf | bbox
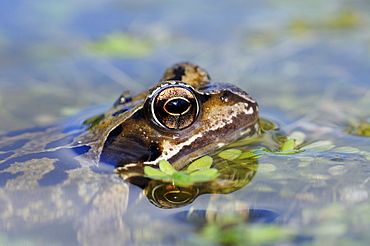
[281,139,295,151]
[174,180,195,187]
[159,160,176,175]
[172,171,191,181]
[187,156,213,170]
[237,150,257,159]
[189,168,220,181]
[218,149,242,160]
[144,166,167,178]
[188,175,213,182]
[144,156,220,186]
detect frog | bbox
[0,62,259,173]
[0,62,260,243]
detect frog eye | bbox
[148,84,200,130]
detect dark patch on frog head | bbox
[161,62,211,87]
[168,66,186,81]
[198,93,211,103]
[103,124,123,146]
[101,133,161,167]
[197,83,218,91]
[100,111,162,167]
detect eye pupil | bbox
[164,98,191,115]
[148,83,200,130]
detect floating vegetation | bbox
[189,213,292,246]
[85,32,153,58]
[344,120,370,137]
[188,156,213,170]
[290,8,364,35]
[148,129,370,190]
[144,157,220,187]
[144,147,260,187]
[217,149,243,161]
[261,137,304,155]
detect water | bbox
[0,0,370,245]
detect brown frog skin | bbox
[0,62,259,174]
[86,62,259,171]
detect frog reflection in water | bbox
[0,62,259,210]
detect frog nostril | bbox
[220,91,230,103]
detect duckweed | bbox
[144,158,220,187]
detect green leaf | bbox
[174,180,194,187]
[188,175,213,182]
[159,160,176,175]
[172,171,191,181]
[281,139,295,151]
[218,149,242,160]
[237,151,257,159]
[189,168,220,180]
[144,166,167,178]
[187,156,213,170]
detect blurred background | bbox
[1,0,369,132]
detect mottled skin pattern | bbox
[101,63,259,170]
[0,63,259,242]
